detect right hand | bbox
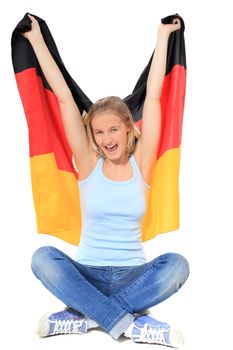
[22,14,42,41]
[157,18,181,38]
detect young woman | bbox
[23,14,189,348]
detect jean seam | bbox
[106,310,128,330]
[112,266,154,302]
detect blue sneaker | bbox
[35,308,89,337]
[125,314,184,348]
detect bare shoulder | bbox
[76,150,100,181]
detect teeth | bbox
[105,144,118,152]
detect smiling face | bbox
[91,112,131,160]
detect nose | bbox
[103,135,114,146]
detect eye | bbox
[95,129,117,134]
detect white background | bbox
[1,0,232,349]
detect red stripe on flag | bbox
[15,67,77,174]
[159,64,186,158]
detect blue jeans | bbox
[31,246,189,340]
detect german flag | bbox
[11,13,186,245]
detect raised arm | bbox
[146,19,181,98]
[22,14,92,171]
[135,18,181,181]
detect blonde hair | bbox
[82,96,141,159]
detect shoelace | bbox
[140,324,170,345]
[50,318,85,335]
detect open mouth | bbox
[105,144,118,153]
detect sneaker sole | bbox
[35,312,53,337]
[132,327,184,348]
[169,328,184,348]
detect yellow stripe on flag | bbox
[30,153,82,245]
[141,147,181,241]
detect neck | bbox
[104,153,130,168]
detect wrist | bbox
[157,30,170,41]
[29,32,44,45]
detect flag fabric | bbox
[11,13,186,245]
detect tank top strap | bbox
[129,153,141,177]
[130,153,151,190]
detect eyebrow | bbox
[93,125,120,132]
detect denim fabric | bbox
[31,246,189,340]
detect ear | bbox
[126,124,131,133]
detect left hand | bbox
[158,18,181,37]
[21,14,42,42]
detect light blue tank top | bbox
[74,153,151,266]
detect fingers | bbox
[27,13,37,23]
[27,14,34,20]
[27,13,39,28]
[21,13,40,38]
[172,18,181,29]
[173,18,180,24]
